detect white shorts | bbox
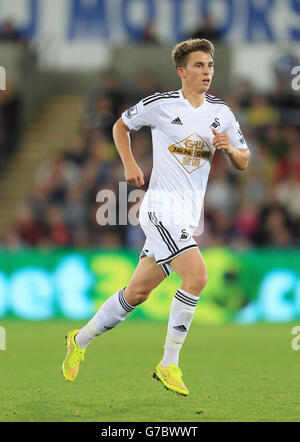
[139,211,198,277]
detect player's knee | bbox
[134,289,151,305]
[199,272,208,292]
[185,272,207,296]
[129,284,151,304]
[124,285,151,307]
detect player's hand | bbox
[211,128,233,154]
[124,161,145,187]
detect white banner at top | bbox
[0,0,300,69]
[0,0,300,42]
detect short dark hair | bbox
[171,39,214,68]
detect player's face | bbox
[178,51,214,93]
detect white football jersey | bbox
[121,89,248,233]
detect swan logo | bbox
[180,229,191,241]
[210,118,220,129]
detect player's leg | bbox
[153,247,207,395]
[75,255,166,347]
[161,247,207,368]
[124,256,167,306]
[170,247,207,295]
[62,256,166,381]
[76,256,166,347]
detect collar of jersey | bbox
[178,89,208,111]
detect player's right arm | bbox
[112,117,145,187]
[113,96,160,187]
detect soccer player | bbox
[62,39,250,396]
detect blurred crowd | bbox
[0,18,30,161]
[0,83,22,161]
[3,63,300,250]
[0,19,31,46]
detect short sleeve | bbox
[225,110,248,150]
[121,99,160,131]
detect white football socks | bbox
[74,286,199,366]
[161,288,199,367]
[75,287,135,349]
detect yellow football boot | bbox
[152,361,189,396]
[62,330,85,382]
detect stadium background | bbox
[0,0,300,325]
[1,0,300,424]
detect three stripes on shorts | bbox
[147,212,197,264]
[148,212,178,255]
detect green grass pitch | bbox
[0,320,299,422]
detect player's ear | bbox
[177,67,184,79]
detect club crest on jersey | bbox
[179,229,191,241]
[168,133,212,173]
[210,118,220,129]
[125,105,138,119]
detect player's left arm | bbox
[211,112,250,170]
